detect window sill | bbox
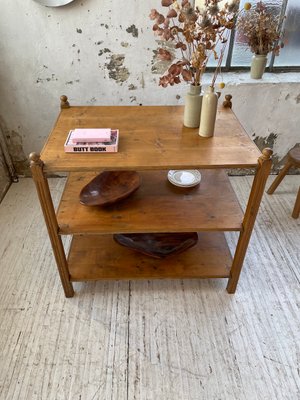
[201,72,300,85]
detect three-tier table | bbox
[30,97,272,297]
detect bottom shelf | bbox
[67,232,232,281]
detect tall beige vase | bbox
[199,86,218,138]
[183,84,203,128]
[250,54,268,79]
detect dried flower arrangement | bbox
[237,1,284,56]
[149,0,240,88]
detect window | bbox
[275,0,300,67]
[194,0,300,70]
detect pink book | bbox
[70,128,111,143]
[64,130,119,153]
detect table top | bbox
[40,105,261,172]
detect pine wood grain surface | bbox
[67,232,231,281]
[40,106,261,172]
[0,176,299,399]
[57,170,244,234]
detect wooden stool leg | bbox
[292,187,300,219]
[267,161,293,194]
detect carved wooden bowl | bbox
[113,232,198,259]
[79,171,141,206]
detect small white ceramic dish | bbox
[167,170,201,188]
[33,0,75,7]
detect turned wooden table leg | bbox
[29,152,74,298]
[227,148,273,294]
[292,187,300,219]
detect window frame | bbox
[193,0,300,72]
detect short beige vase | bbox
[250,54,268,79]
[199,86,218,138]
[183,84,203,128]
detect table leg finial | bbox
[260,148,273,161]
[29,152,43,167]
[223,94,232,108]
[60,95,70,109]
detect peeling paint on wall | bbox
[0,126,28,175]
[36,74,58,84]
[140,73,145,89]
[253,133,278,150]
[66,80,80,85]
[253,133,279,166]
[5,131,28,174]
[126,24,138,38]
[0,116,27,175]
[105,54,130,85]
[98,48,111,57]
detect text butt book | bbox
[64,130,119,153]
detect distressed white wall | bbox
[0,0,299,174]
[223,73,300,169]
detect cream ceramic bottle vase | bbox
[183,84,203,128]
[250,54,268,79]
[199,86,218,138]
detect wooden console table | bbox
[30,97,272,297]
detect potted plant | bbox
[237,1,285,79]
[149,0,239,129]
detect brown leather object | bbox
[79,171,141,206]
[113,232,198,259]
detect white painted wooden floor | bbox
[0,176,299,400]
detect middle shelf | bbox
[57,169,244,235]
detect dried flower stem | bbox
[150,0,239,88]
[211,30,230,88]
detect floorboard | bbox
[0,175,299,400]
